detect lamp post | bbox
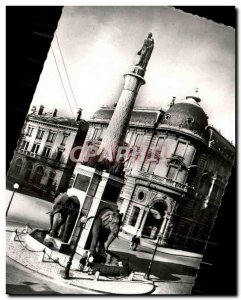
[6,183,19,217]
[144,212,169,280]
[62,215,90,279]
[144,233,161,280]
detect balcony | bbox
[18,149,37,157]
[137,171,195,193]
[17,148,65,167]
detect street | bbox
[6,256,97,294]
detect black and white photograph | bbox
[5,6,236,295]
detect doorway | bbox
[142,201,166,239]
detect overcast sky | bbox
[30,6,235,143]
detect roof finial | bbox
[186,88,201,103]
[169,96,176,108]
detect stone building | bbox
[80,95,235,253]
[7,105,89,200]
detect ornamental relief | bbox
[148,191,175,213]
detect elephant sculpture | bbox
[89,209,123,258]
[48,193,80,243]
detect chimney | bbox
[76,108,82,121]
[53,108,58,117]
[38,105,44,115]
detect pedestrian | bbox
[78,251,89,272]
[130,231,141,251]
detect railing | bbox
[17,149,65,167]
[18,149,37,157]
[138,171,194,193]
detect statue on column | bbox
[137,32,154,69]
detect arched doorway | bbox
[33,166,44,185]
[47,171,56,187]
[142,201,166,239]
[24,162,33,183]
[14,158,23,177]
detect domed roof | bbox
[161,96,208,136]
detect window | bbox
[31,143,40,154]
[21,141,29,151]
[36,129,44,140]
[14,158,23,176]
[73,174,91,192]
[147,161,157,173]
[61,135,68,146]
[156,137,164,150]
[26,126,34,136]
[47,132,56,143]
[175,141,186,157]
[187,117,194,124]
[198,176,210,196]
[93,128,102,140]
[47,171,56,187]
[138,191,145,201]
[129,206,140,227]
[167,165,178,180]
[125,131,133,144]
[42,146,51,158]
[135,134,144,147]
[33,166,44,184]
[55,149,64,162]
[24,162,33,182]
[211,184,219,202]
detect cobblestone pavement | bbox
[6,224,154,295]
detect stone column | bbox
[138,206,149,234]
[97,34,154,162]
[98,68,146,161]
[158,211,172,245]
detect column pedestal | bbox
[66,165,124,254]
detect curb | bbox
[7,254,155,295]
[7,254,105,294]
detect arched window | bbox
[24,162,33,182]
[14,158,23,176]
[47,171,56,187]
[33,166,44,184]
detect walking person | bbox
[130,231,141,251]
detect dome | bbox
[161,96,208,136]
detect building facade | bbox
[7,105,89,200]
[80,96,235,253]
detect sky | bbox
[30,6,235,143]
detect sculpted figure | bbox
[89,210,123,257]
[137,32,154,69]
[48,192,69,236]
[48,193,80,242]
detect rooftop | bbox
[28,112,89,131]
[91,106,164,125]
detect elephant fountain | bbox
[88,209,123,259]
[48,193,80,243]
